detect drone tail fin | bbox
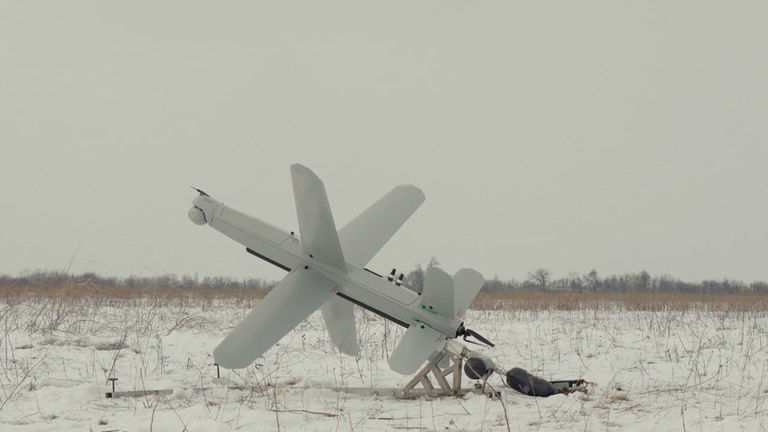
[320,296,358,356]
[419,267,455,318]
[388,321,446,374]
[452,269,485,318]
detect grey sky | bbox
[1,1,766,283]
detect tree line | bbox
[2,267,767,295]
[405,264,768,295]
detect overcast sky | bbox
[1,1,766,283]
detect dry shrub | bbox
[0,281,271,334]
[0,282,268,307]
[473,290,768,312]
[94,340,130,351]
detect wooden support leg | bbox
[402,353,467,397]
[431,365,451,390]
[453,357,462,390]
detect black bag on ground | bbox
[505,367,556,397]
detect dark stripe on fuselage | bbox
[244,247,408,328]
[335,292,409,328]
[246,248,292,272]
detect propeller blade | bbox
[456,324,495,348]
[191,186,210,197]
[466,328,495,348]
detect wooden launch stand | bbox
[400,354,464,397]
[336,353,498,399]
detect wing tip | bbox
[394,184,426,203]
[290,163,317,179]
[213,349,250,370]
[455,268,484,281]
[341,343,359,357]
[426,266,452,279]
[387,356,422,375]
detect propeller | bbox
[191,186,210,197]
[456,323,495,348]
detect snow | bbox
[1,298,767,431]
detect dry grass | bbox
[0,282,271,334]
[473,290,768,311]
[3,282,768,313]
[0,282,268,306]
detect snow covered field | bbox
[1,296,767,431]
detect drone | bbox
[189,164,589,397]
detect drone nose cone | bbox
[189,194,221,225]
[188,206,207,225]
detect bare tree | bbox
[528,268,551,292]
[585,269,600,292]
[567,272,583,292]
[426,256,440,269]
[404,257,440,294]
[405,265,425,293]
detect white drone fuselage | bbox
[189,164,485,375]
[191,194,462,339]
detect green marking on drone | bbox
[420,304,438,315]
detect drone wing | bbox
[338,185,425,267]
[388,321,447,374]
[291,164,347,271]
[214,268,336,369]
[321,184,423,356]
[320,296,358,356]
[291,164,359,355]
